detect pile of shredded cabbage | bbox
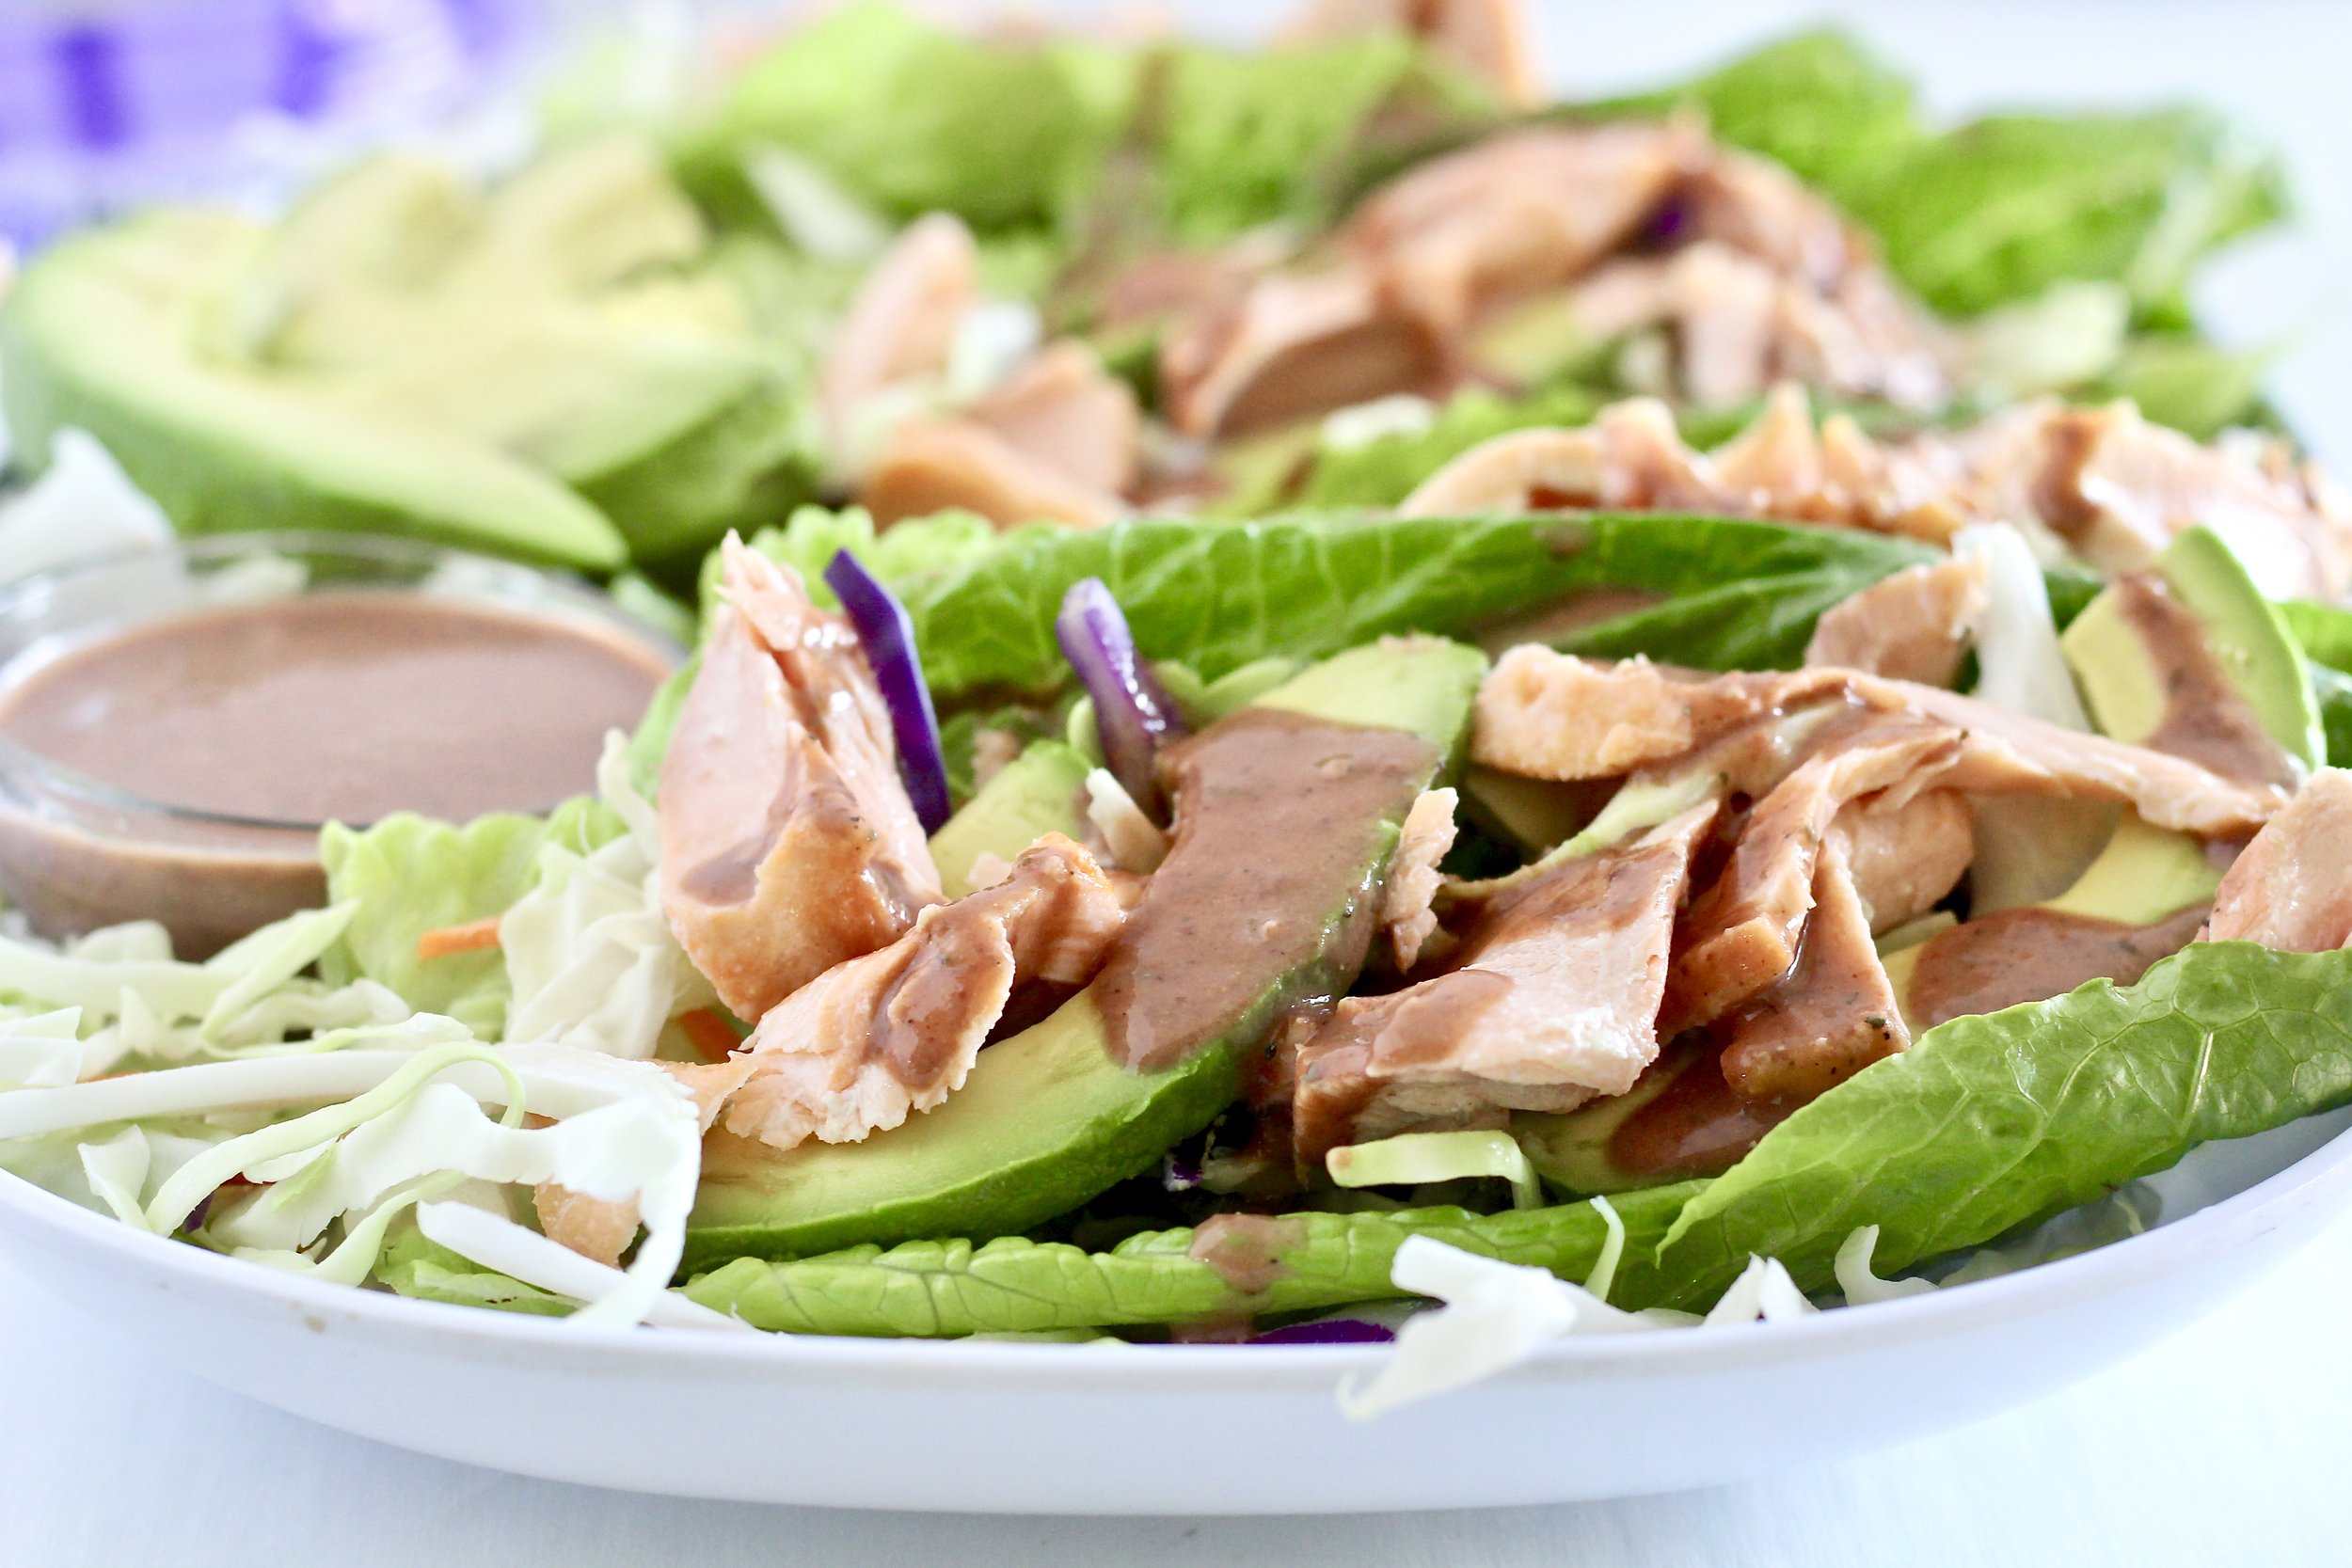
[0,732,740,1332]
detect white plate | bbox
[3,1107,2350,1514]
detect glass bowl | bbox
[0,531,680,958]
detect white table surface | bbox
[6,2,2352,1562]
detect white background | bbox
[5,2,2352,1562]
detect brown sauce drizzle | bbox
[1610,1049,1798,1179]
[1187,1213,1309,1294]
[1906,903,2211,1030]
[1093,708,1437,1073]
[2111,573,2296,787]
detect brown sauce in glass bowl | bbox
[0,592,672,956]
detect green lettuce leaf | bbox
[317,798,622,1037]
[1590,30,1919,210]
[375,1215,573,1318]
[1150,33,1492,244]
[685,1184,1701,1336]
[2097,332,2277,442]
[2281,600,2352,677]
[709,2,1126,232]
[1851,110,2288,317]
[694,503,1007,620]
[896,511,1934,698]
[1643,942,2352,1309]
[2266,601,2352,768]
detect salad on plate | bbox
[1,0,2349,1416]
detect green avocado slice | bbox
[927,738,1093,899]
[681,636,1486,1269]
[0,213,628,573]
[2062,524,2324,771]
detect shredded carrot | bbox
[415,916,503,961]
[678,1007,743,1064]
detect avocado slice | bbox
[928,738,1092,898]
[682,637,1486,1268]
[1,139,817,572]
[1457,764,1611,856]
[1,213,628,572]
[2062,524,2323,770]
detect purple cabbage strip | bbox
[1054,577,1186,818]
[1162,1151,1203,1192]
[1248,1320,1397,1346]
[824,549,951,833]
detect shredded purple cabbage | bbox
[1055,577,1185,819]
[1162,1151,1203,1192]
[825,549,950,833]
[1249,1319,1396,1345]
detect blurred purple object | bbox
[0,0,547,248]
[1248,1319,1396,1345]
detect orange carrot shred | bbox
[678,1007,743,1064]
[415,916,503,961]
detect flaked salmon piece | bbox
[1901,679,2287,837]
[1716,834,1909,1101]
[1663,714,1963,1034]
[1711,383,1825,507]
[1398,426,1605,516]
[1589,397,1728,508]
[2205,769,2352,950]
[1346,124,1705,333]
[1382,787,1459,970]
[1804,555,1990,687]
[966,341,1141,498]
[1678,151,1859,292]
[658,538,943,1022]
[1471,648,1843,780]
[1561,243,1955,410]
[1159,265,1449,438]
[533,1183,639,1268]
[1941,400,2352,599]
[1292,800,1717,1160]
[859,418,1130,531]
[1474,646,2289,838]
[1398,386,2349,591]
[818,214,976,447]
[1397,397,1719,515]
[1664,244,1786,408]
[658,1059,750,1131]
[1402,386,1887,523]
[1836,788,1974,934]
[1284,0,1540,107]
[711,834,1125,1151]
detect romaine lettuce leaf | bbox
[2096,331,2276,441]
[1644,942,2352,1309]
[1150,33,1494,244]
[684,1184,1701,1336]
[896,511,1935,697]
[2281,599,2352,677]
[1854,109,2287,316]
[709,2,1126,232]
[317,799,622,1037]
[1589,30,1919,212]
[695,503,1006,620]
[376,1217,573,1318]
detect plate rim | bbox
[7,1109,2351,1393]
